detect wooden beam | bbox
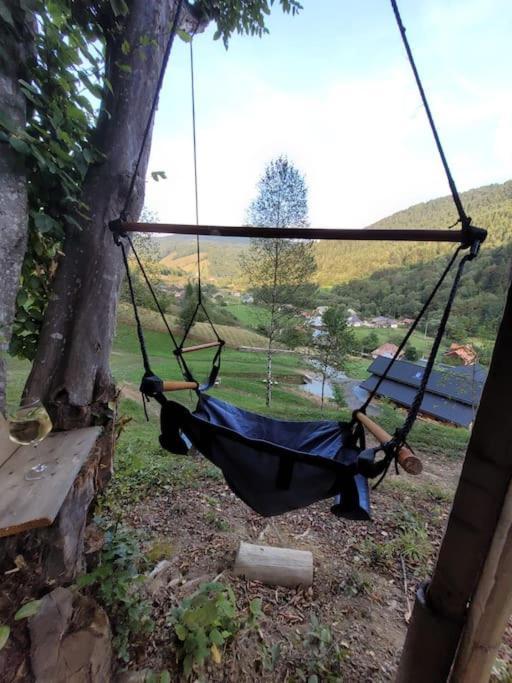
[234,541,313,587]
[450,478,512,682]
[396,278,512,682]
[355,411,422,475]
[117,221,487,245]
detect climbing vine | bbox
[0,0,117,358]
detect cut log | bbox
[234,541,313,587]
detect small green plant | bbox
[359,537,394,569]
[393,508,432,568]
[204,509,230,532]
[297,616,349,682]
[168,582,261,677]
[77,522,152,662]
[261,641,282,672]
[342,568,371,597]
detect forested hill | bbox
[315,180,512,285]
[155,180,512,288]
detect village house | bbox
[444,342,477,366]
[370,315,398,328]
[347,313,364,327]
[371,342,404,359]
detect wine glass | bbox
[8,399,52,446]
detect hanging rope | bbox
[389,0,470,229]
[189,40,203,303]
[121,0,185,219]
[359,246,462,413]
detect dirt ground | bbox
[113,440,510,682]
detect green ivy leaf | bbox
[0,625,9,650]
[209,628,224,645]
[151,170,166,182]
[0,0,15,28]
[177,29,192,43]
[33,212,60,234]
[9,136,31,155]
[116,62,132,74]
[121,39,130,55]
[14,600,42,621]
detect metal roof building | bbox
[359,357,488,428]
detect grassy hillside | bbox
[157,235,246,284]
[117,302,270,349]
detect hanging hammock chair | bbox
[110,0,486,521]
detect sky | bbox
[144,0,512,229]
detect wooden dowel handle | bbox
[180,341,222,354]
[355,411,423,475]
[162,380,198,392]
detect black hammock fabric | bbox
[158,394,372,521]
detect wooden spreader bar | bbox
[116,221,487,246]
[179,340,223,354]
[162,380,198,391]
[355,411,422,475]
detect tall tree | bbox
[0,1,302,430]
[241,156,317,406]
[311,306,356,410]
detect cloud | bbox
[145,47,510,229]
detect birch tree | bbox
[241,157,317,406]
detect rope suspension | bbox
[109,0,487,489]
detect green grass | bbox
[225,303,270,331]
[343,356,371,380]
[6,321,470,457]
[377,401,470,458]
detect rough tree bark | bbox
[0,2,30,416]
[23,1,203,429]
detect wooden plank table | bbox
[0,415,101,538]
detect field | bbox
[225,303,271,330]
[6,320,510,681]
[351,325,446,357]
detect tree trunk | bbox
[266,341,273,407]
[23,1,203,429]
[0,3,30,415]
[397,274,512,682]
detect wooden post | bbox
[450,478,512,682]
[396,280,512,681]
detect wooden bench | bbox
[0,414,101,538]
